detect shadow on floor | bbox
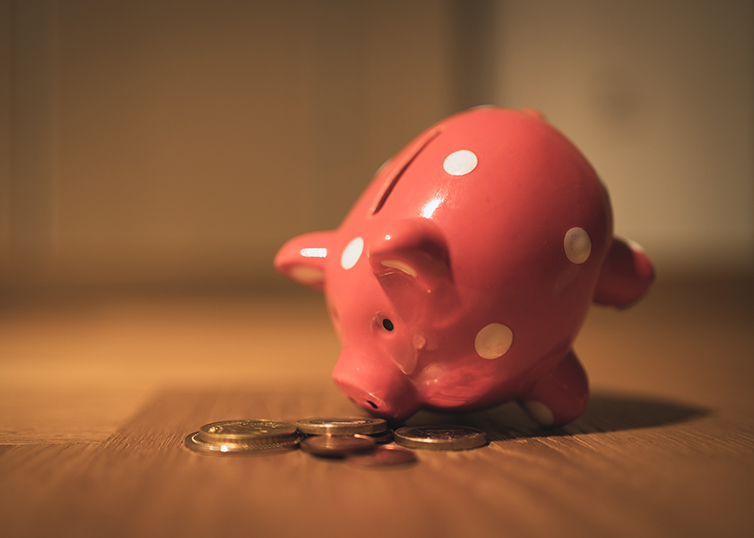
[109,386,711,448]
[403,390,711,442]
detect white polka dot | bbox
[475,323,513,359]
[340,237,364,270]
[524,400,554,427]
[443,150,477,176]
[289,266,324,284]
[564,227,591,264]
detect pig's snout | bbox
[333,352,420,421]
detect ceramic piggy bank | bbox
[275,107,654,426]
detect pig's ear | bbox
[274,231,334,290]
[368,219,451,291]
[593,237,655,308]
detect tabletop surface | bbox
[1,278,752,538]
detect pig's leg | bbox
[518,350,589,427]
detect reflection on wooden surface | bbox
[0,279,752,537]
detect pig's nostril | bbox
[366,400,379,409]
[382,319,394,331]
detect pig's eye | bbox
[382,318,394,331]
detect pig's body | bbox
[275,107,654,425]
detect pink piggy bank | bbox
[275,107,654,426]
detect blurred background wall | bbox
[0,0,752,293]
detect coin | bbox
[198,419,298,445]
[296,417,387,436]
[184,431,300,455]
[349,445,418,467]
[367,429,394,444]
[300,434,376,457]
[394,425,487,450]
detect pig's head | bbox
[274,107,653,422]
[275,217,459,420]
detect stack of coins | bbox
[184,419,301,455]
[297,418,387,457]
[185,417,488,463]
[296,417,417,465]
[296,417,387,437]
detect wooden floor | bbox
[1,278,752,538]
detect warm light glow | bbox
[220,445,229,452]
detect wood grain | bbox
[1,279,753,538]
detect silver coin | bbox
[296,417,387,435]
[394,425,487,450]
[184,431,301,455]
[349,445,418,467]
[198,419,298,445]
[300,434,376,457]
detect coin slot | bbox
[370,128,442,215]
[366,400,378,409]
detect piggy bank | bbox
[275,107,654,426]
